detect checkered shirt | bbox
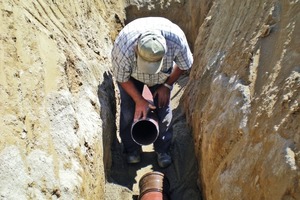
[111,17,193,86]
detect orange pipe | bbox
[139,171,164,200]
[131,86,159,146]
[140,191,163,200]
[142,85,153,102]
[131,110,159,145]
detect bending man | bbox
[111,17,193,168]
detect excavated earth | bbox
[0,0,299,200]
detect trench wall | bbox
[184,0,300,199]
[0,0,124,199]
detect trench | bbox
[104,2,208,200]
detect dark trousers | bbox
[118,78,173,153]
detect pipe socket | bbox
[139,171,164,200]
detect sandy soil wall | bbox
[184,0,300,199]
[0,0,125,199]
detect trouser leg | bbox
[149,85,173,153]
[118,79,144,153]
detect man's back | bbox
[111,17,193,86]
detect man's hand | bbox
[152,64,183,108]
[134,99,156,122]
[119,80,156,122]
[153,85,171,108]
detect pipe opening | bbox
[131,117,159,146]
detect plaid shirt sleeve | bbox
[111,40,133,83]
[172,28,193,71]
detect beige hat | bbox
[137,31,167,74]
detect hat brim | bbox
[137,54,163,74]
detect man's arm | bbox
[153,64,184,108]
[119,80,156,121]
[164,64,184,86]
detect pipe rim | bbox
[131,118,159,145]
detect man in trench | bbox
[111,17,193,168]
